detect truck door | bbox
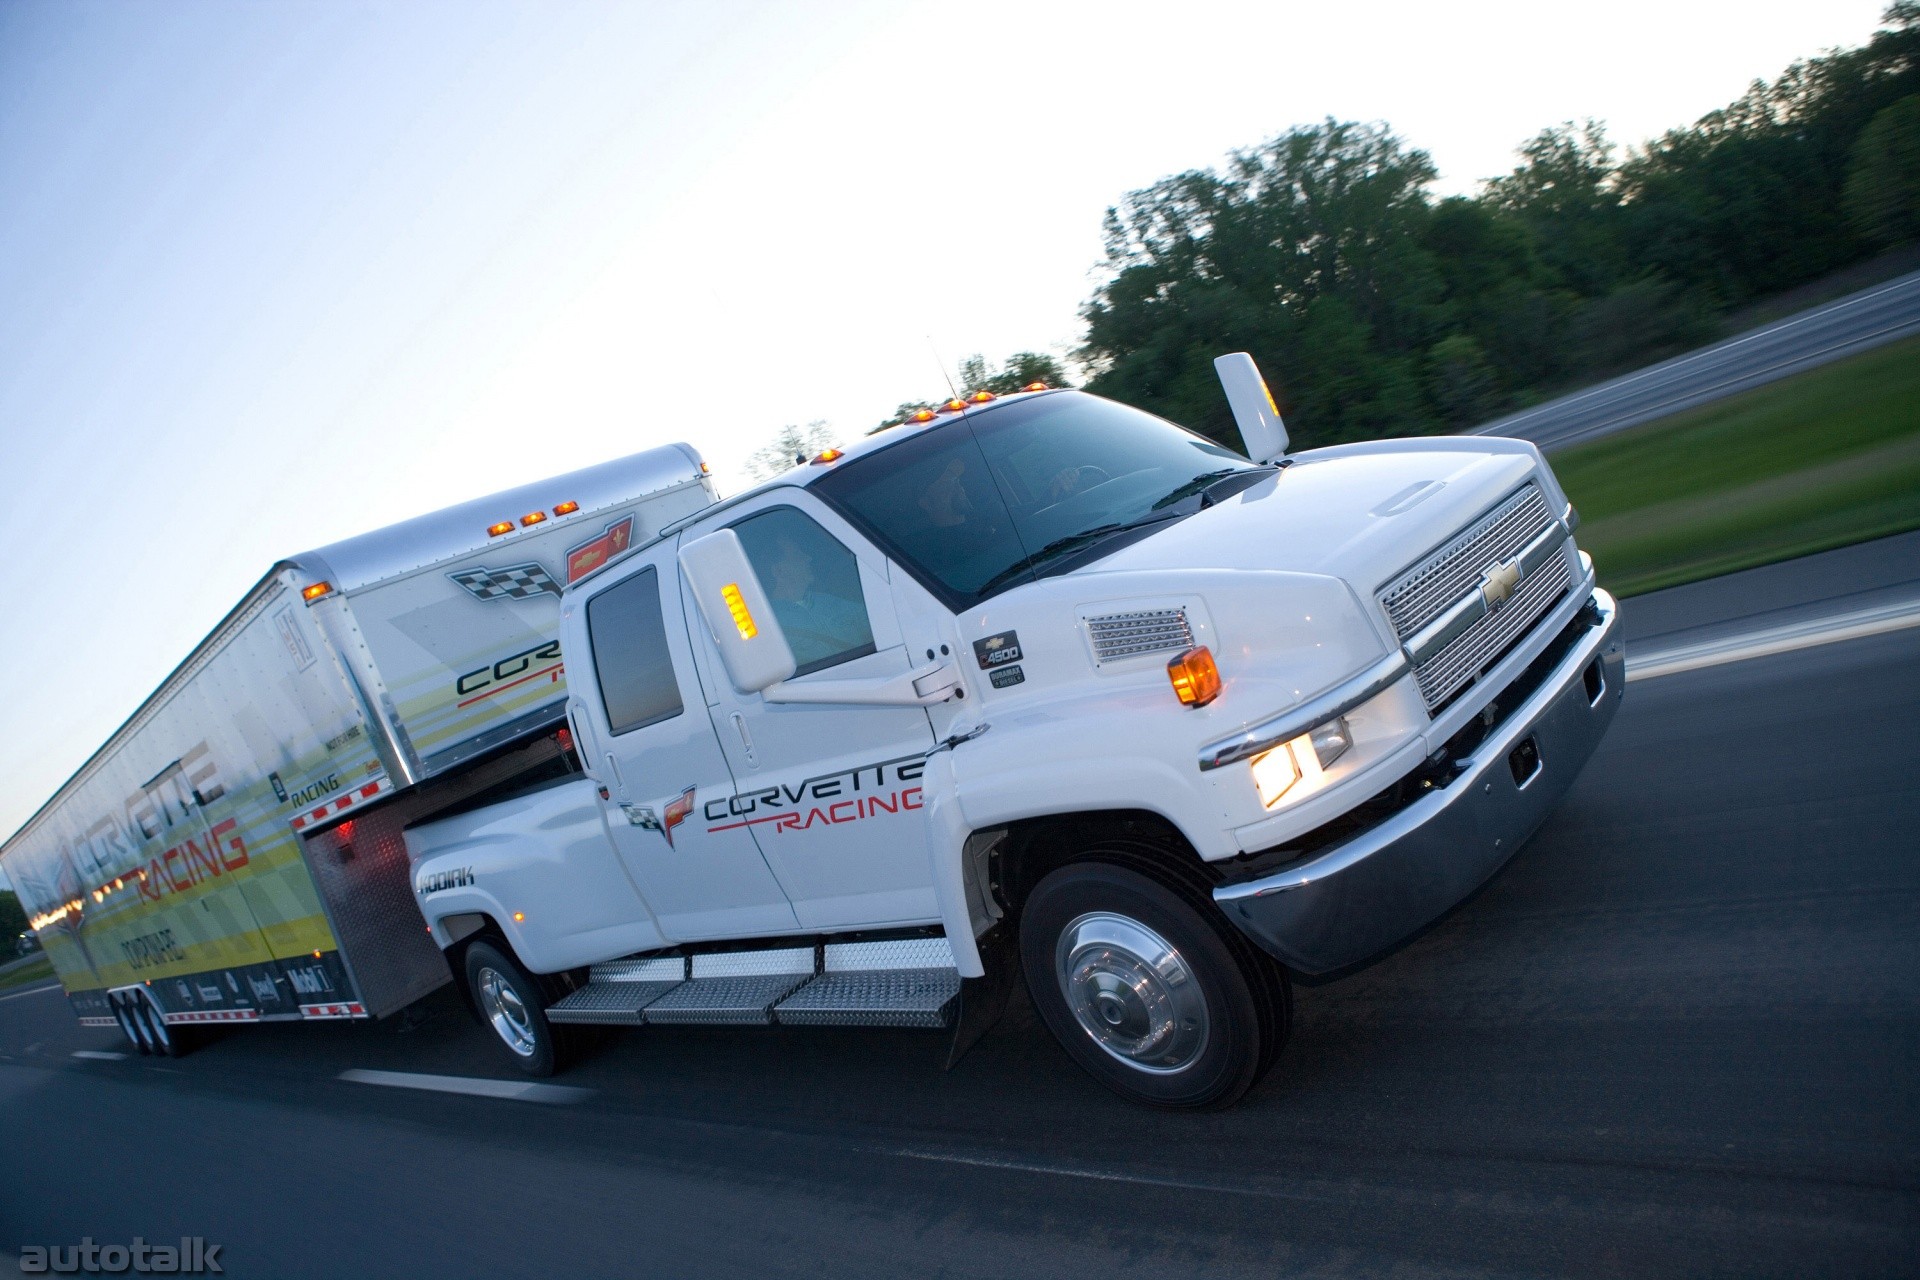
[684,497,943,932]
[573,555,799,942]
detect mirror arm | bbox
[763,660,962,707]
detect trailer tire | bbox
[110,992,151,1056]
[1019,861,1275,1109]
[463,941,575,1077]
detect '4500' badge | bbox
[973,630,1021,669]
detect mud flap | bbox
[945,927,1015,1070]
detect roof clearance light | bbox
[908,409,937,423]
[520,511,547,527]
[968,390,996,403]
[721,583,758,639]
[810,448,844,465]
[487,521,515,537]
[301,582,334,603]
[1167,646,1221,708]
[938,398,968,413]
[700,461,711,474]
[1022,381,1049,392]
[552,501,580,516]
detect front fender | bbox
[950,713,1239,862]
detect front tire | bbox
[1020,860,1284,1109]
[463,940,573,1077]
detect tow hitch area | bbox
[1508,735,1542,788]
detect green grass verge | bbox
[0,953,54,991]
[1552,334,1920,596]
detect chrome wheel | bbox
[1055,911,1209,1074]
[111,993,147,1053]
[141,996,173,1055]
[477,966,538,1058]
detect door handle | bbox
[728,711,758,767]
[604,752,627,797]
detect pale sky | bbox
[0,0,1891,859]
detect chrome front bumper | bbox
[1214,589,1624,975]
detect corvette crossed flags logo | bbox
[447,562,564,601]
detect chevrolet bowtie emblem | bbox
[1480,558,1524,609]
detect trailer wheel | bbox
[1019,861,1281,1109]
[110,992,150,1056]
[463,941,573,1077]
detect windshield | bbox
[813,391,1256,610]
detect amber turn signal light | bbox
[1167,646,1221,708]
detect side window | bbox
[731,507,877,677]
[587,567,684,734]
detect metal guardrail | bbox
[1473,268,1920,450]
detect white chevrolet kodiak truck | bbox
[409,355,1624,1108]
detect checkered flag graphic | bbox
[448,562,563,601]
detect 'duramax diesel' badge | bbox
[973,630,1022,669]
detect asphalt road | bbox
[1473,268,1920,450]
[2,556,1916,1279]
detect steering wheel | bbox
[1049,465,1113,502]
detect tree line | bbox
[1076,4,1920,450]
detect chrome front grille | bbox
[1382,486,1553,639]
[1380,484,1570,712]
[1413,551,1571,708]
[1086,608,1193,663]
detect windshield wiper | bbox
[1150,466,1269,511]
[975,510,1186,596]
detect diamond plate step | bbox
[774,969,960,1027]
[774,938,960,1028]
[545,956,687,1025]
[640,947,816,1026]
[545,981,681,1025]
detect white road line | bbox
[0,982,62,1005]
[1627,597,1920,682]
[337,1068,593,1103]
[71,1050,127,1061]
[888,1147,1330,1203]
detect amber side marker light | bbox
[552,500,580,516]
[487,521,514,537]
[520,511,547,527]
[721,583,758,639]
[1167,646,1221,708]
[301,582,334,604]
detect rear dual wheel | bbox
[1020,859,1290,1110]
[464,940,586,1077]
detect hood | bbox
[1082,438,1543,597]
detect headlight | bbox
[1249,716,1351,808]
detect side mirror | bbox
[1213,352,1289,463]
[678,529,797,693]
